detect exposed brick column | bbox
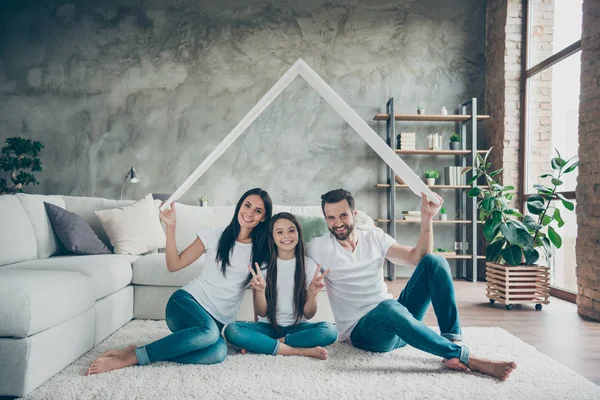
[484,0,523,205]
[576,0,600,321]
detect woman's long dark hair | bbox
[265,212,306,329]
[215,188,272,279]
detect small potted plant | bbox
[424,170,439,186]
[417,102,426,115]
[198,197,209,207]
[449,133,461,150]
[439,207,448,221]
[0,137,44,195]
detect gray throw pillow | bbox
[44,202,112,255]
[296,215,329,243]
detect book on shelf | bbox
[444,166,465,186]
[397,133,416,150]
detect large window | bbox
[522,0,582,293]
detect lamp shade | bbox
[129,167,140,183]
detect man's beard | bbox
[329,222,356,241]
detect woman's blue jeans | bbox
[135,289,227,365]
[350,254,469,364]
[224,321,338,355]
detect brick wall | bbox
[576,0,600,321]
[484,0,523,205]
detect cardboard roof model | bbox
[160,58,438,212]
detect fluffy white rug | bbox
[22,320,599,400]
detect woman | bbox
[224,212,338,359]
[87,188,273,374]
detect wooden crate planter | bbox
[485,262,550,311]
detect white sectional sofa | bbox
[0,193,349,398]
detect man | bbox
[306,189,516,380]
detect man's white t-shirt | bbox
[183,227,253,325]
[258,257,318,327]
[306,229,396,341]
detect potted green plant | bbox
[449,133,461,150]
[424,170,439,186]
[439,207,448,221]
[0,137,44,195]
[417,102,426,115]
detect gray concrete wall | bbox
[0,0,486,272]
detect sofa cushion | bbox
[44,202,112,255]
[0,269,94,337]
[2,255,133,300]
[132,253,204,286]
[171,204,236,251]
[16,194,66,259]
[296,215,328,243]
[0,195,37,266]
[95,194,166,255]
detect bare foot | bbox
[442,358,469,372]
[468,357,517,380]
[299,346,328,360]
[239,348,247,355]
[87,346,138,375]
[98,345,135,358]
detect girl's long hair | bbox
[265,212,306,329]
[215,188,272,279]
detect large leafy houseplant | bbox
[466,148,578,266]
[0,137,44,195]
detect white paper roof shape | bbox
[160,58,437,212]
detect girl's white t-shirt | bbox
[182,227,253,325]
[258,257,318,327]
[306,229,396,341]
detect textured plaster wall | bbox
[0,0,486,271]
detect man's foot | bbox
[442,358,469,372]
[86,346,138,375]
[468,357,517,381]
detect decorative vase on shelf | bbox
[441,107,448,115]
[417,104,425,115]
[440,213,448,221]
[449,142,461,150]
[427,178,436,186]
[426,133,441,150]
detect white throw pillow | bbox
[95,194,166,255]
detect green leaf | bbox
[551,178,563,186]
[486,239,505,263]
[539,173,554,179]
[555,148,562,159]
[564,161,579,174]
[503,208,523,218]
[492,210,504,223]
[489,168,503,177]
[482,197,494,212]
[467,174,480,185]
[548,226,562,249]
[562,199,575,211]
[503,185,515,191]
[542,214,553,226]
[534,184,553,194]
[491,184,504,191]
[554,208,565,227]
[527,200,545,215]
[468,187,483,197]
[461,166,473,175]
[483,219,501,241]
[500,222,517,244]
[524,248,540,265]
[542,237,552,256]
[502,245,523,266]
[523,215,543,231]
[551,157,567,169]
[527,194,545,203]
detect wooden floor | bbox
[386,279,600,385]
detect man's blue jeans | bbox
[135,289,227,365]
[350,254,469,364]
[224,321,338,355]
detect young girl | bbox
[87,188,273,374]
[224,212,338,360]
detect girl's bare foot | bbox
[468,357,517,380]
[98,345,136,359]
[239,348,247,354]
[298,346,328,360]
[442,358,469,372]
[87,346,138,375]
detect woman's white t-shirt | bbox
[182,227,253,325]
[306,229,396,341]
[258,257,318,327]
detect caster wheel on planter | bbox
[506,304,513,310]
[489,299,495,304]
[535,304,543,311]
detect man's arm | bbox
[386,193,443,266]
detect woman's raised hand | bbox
[308,265,330,297]
[160,202,177,226]
[248,262,266,293]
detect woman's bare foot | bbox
[468,357,517,380]
[87,346,138,375]
[98,345,136,359]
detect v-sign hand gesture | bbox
[248,262,266,293]
[308,265,330,297]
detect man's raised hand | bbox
[308,265,330,297]
[248,262,266,292]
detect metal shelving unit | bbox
[375,97,487,282]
